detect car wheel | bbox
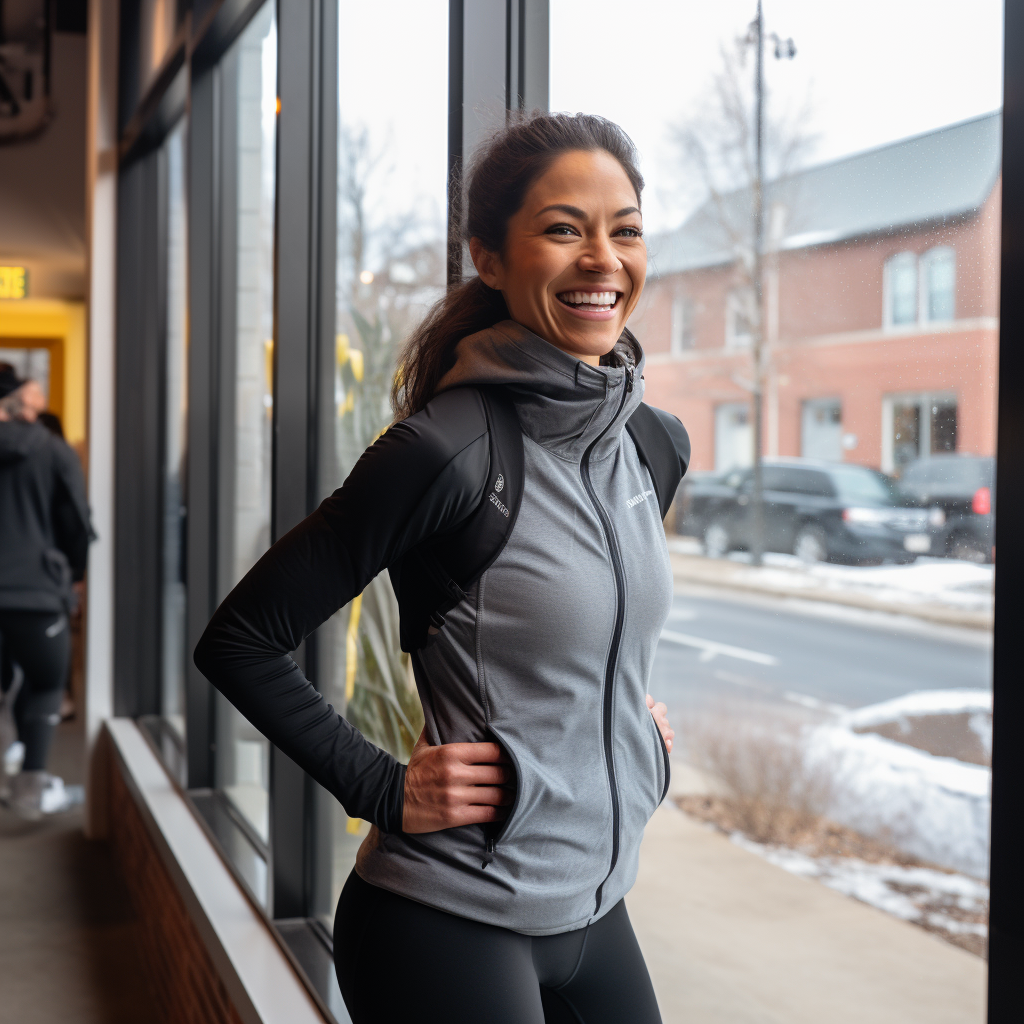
[794,525,828,564]
[703,521,731,559]
[948,534,989,564]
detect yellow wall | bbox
[0,299,87,448]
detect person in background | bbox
[0,364,95,819]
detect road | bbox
[649,586,992,722]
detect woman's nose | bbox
[578,236,621,274]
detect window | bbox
[726,288,754,347]
[214,0,278,847]
[161,118,188,749]
[554,1,997,1010]
[885,252,919,326]
[883,392,958,472]
[923,246,956,322]
[671,295,695,354]
[312,0,449,930]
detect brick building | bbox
[631,111,1001,474]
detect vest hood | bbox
[436,320,646,461]
[0,420,48,465]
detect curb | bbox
[669,552,994,631]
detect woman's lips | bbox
[556,289,622,321]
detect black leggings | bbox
[0,610,70,771]
[333,871,662,1024]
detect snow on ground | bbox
[730,832,989,942]
[667,537,994,614]
[807,694,992,878]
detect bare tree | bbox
[668,4,814,564]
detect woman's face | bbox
[470,149,646,366]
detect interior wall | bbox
[0,32,89,300]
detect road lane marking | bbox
[659,629,779,666]
[783,691,847,715]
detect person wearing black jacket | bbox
[0,364,94,819]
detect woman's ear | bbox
[469,237,503,290]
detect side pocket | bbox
[652,716,671,804]
[482,736,522,868]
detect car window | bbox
[762,466,835,497]
[900,457,994,496]
[828,465,898,504]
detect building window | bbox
[923,246,956,322]
[726,288,754,348]
[882,392,958,473]
[885,252,918,326]
[671,295,695,354]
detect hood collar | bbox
[0,420,48,464]
[437,320,646,461]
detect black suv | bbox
[676,459,931,564]
[896,455,995,563]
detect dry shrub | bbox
[682,707,842,845]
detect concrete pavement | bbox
[630,803,986,1024]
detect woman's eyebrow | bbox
[535,203,641,219]
[536,203,587,219]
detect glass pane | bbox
[161,118,188,744]
[554,0,998,1013]
[313,0,448,926]
[926,248,956,321]
[215,0,278,846]
[889,256,919,325]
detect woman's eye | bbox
[546,223,580,237]
[616,226,643,238]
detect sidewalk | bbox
[630,803,986,1024]
[667,539,993,630]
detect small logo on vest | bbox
[626,489,654,509]
[489,492,510,517]
[494,474,505,493]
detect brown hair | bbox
[391,111,644,420]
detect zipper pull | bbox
[481,837,495,869]
[626,367,635,393]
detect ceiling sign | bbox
[0,267,28,299]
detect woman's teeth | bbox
[558,290,618,311]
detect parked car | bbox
[676,458,931,564]
[896,454,995,563]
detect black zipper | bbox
[654,717,671,803]
[580,366,633,915]
[482,738,523,868]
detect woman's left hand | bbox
[646,695,674,754]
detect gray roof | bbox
[648,110,1002,278]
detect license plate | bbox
[904,534,931,553]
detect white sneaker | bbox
[8,771,75,820]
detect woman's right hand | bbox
[402,729,514,834]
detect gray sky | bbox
[337,1,1004,249]
[550,0,1004,231]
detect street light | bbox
[746,2,796,567]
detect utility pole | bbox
[746,2,794,566]
[750,0,767,566]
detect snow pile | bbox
[667,536,994,614]
[755,555,992,613]
[730,833,988,942]
[807,690,992,878]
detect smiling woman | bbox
[195,110,688,1024]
